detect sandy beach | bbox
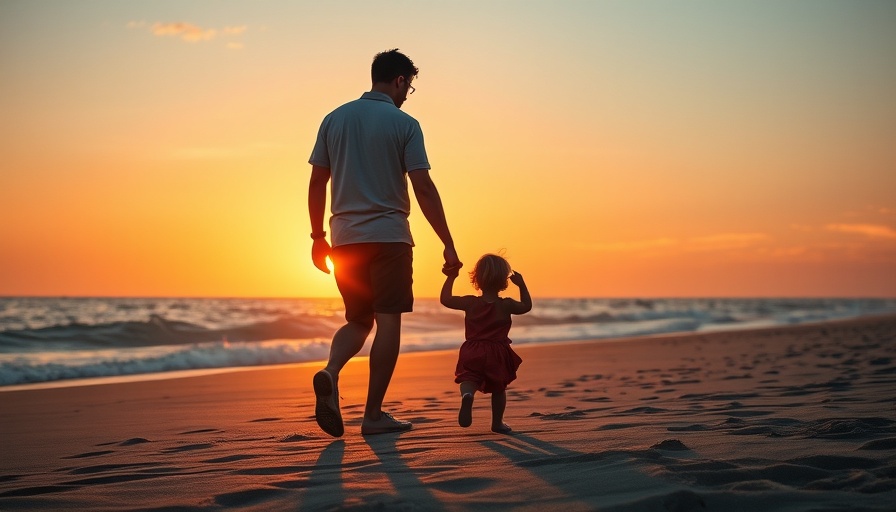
[1,314,895,511]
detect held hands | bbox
[311,238,332,274]
[442,263,461,277]
[442,246,462,277]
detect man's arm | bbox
[408,169,461,270]
[308,165,331,274]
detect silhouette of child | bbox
[440,254,532,433]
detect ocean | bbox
[1,297,894,389]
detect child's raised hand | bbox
[510,270,524,286]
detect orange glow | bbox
[1,2,894,298]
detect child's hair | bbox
[470,254,512,292]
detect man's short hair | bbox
[371,49,419,84]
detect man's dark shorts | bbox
[331,242,413,323]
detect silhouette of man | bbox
[308,49,461,436]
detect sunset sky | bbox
[2,0,894,298]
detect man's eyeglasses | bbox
[408,83,415,95]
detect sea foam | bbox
[1,297,893,387]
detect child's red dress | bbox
[454,297,523,393]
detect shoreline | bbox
[3,312,894,394]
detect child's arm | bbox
[506,271,532,314]
[440,266,467,311]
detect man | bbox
[307,49,461,436]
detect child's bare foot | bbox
[491,423,512,434]
[458,393,473,427]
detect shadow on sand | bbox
[363,433,448,511]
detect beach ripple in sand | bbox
[652,439,690,451]
[710,417,896,439]
[859,438,896,450]
[119,437,151,446]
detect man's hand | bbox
[443,246,461,275]
[312,238,332,274]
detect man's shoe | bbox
[313,370,343,437]
[361,412,412,435]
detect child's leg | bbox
[458,381,477,427]
[491,390,511,433]
[460,381,478,397]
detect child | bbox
[440,254,532,434]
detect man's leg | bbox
[326,243,375,380]
[315,316,372,438]
[364,312,401,421]
[358,243,413,434]
[324,317,374,380]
